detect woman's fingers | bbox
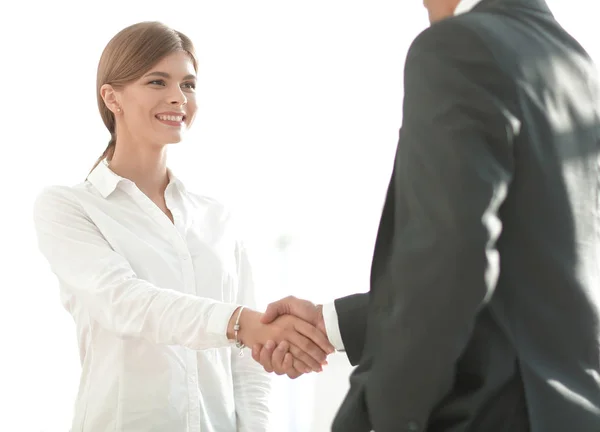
[253,340,276,373]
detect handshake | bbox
[227,296,335,379]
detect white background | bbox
[0,1,595,431]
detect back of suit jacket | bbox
[333,0,600,431]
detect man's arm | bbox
[334,21,520,432]
[331,293,369,365]
[253,295,360,377]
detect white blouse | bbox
[33,160,271,432]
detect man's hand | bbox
[228,307,333,372]
[260,296,327,335]
[252,296,331,378]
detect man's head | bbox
[423,0,462,23]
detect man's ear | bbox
[100,84,121,114]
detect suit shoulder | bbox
[405,14,521,88]
[408,16,499,61]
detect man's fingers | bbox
[284,331,327,371]
[289,339,322,371]
[288,343,324,372]
[294,319,335,355]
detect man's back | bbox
[436,0,600,429]
[332,1,600,431]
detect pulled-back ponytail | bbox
[89,136,116,175]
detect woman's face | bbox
[115,51,197,149]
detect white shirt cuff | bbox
[206,302,240,344]
[322,302,345,352]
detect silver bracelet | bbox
[234,306,246,357]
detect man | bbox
[253,0,600,430]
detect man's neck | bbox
[454,0,484,15]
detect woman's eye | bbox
[149,80,166,86]
[182,82,196,90]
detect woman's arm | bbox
[33,185,239,350]
[230,240,272,431]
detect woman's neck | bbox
[108,145,170,200]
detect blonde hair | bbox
[89,21,198,174]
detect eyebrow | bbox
[143,71,196,80]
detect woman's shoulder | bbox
[33,180,97,220]
[32,185,85,230]
[34,184,77,207]
[34,179,94,206]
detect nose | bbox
[169,86,187,106]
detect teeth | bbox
[157,115,183,122]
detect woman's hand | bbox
[252,296,331,378]
[228,307,334,372]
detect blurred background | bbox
[0,1,596,430]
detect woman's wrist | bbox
[226,306,263,346]
[239,308,264,347]
[227,306,242,340]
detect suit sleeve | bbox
[334,293,369,365]
[335,22,521,432]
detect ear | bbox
[100,84,121,114]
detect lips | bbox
[156,114,185,122]
[155,112,187,128]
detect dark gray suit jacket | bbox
[332,0,600,431]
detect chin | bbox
[164,133,185,145]
[428,11,450,24]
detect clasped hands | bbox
[227,296,333,378]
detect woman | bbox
[33,21,333,432]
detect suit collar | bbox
[472,0,552,14]
[455,0,483,15]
